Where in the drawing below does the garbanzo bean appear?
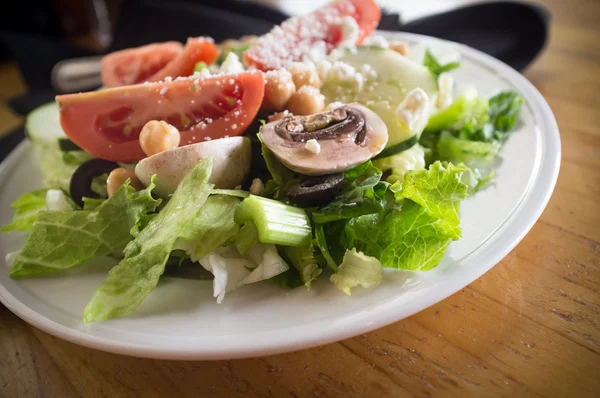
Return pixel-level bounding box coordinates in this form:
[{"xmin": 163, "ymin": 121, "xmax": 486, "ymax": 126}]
[
  {"xmin": 389, "ymin": 40, "xmax": 409, "ymax": 56},
  {"xmin": 286, "ymin": 86, "xmax": 325, "ymax": 116},
  {"xmin": 139, "ymin": 120, "xmax": 181, "ymax": 157},
  {"xmin": 263, "ymin": 70, "xmax": 296, "ymax": 112},
  {"xmin": 289, "ymin": 63, "xmax": 321, "ymax": 89},
  {"xmin": 106, "ymin": 168, "xmax": 143, "ymax": 197}
]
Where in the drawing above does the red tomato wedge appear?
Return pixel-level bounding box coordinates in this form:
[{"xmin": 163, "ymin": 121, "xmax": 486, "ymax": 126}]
[
  {"xmin": 149, "ymin": 37, "xmax": 219, "ymax": 82},
  {"xmin": 57, "ymin": 71, "xmax": 265, "ymax": 163},
  {"xmin": 101, "ymin": 42, "xmax": 182, "ymax": 88},
  {"xmin": 244, "ymin": 0, "xmax": 381, "ymax": 71},
  {"xmin": 101, "ymin": 38, "xmax": 219, "ymax": 88}
]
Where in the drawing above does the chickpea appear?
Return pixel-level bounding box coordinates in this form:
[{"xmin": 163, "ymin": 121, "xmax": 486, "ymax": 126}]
[
  {"xmin": 106, "ymin": 168, "xmax": 144, "ymax": 197},
  {"xmin": 263, "ymin": 70, "xmax": 296, "ymax": 112},
  {"xmin": 286, "ymin": 86, "xmax": 325, "ymax": 116},
  {"xmin": 289, "ymin": 63, "xmax": 321, "ymax": 89},
  {"xmin": 389, "ymin": 40, "xmax": 409, "ymax": 56},
  {"xmin": 139, "ymin": 120, "xmax": 181, "ymax": 157}
]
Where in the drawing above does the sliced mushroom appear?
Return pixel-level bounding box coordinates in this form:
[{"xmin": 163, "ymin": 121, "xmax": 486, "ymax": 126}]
[
  {"xmin": 259, "ymin": 103, "xmax": 388, "ymax": 175},
  {"xmin": 135, "ymin": 136, "xmax": 251, "ymax": 197}
]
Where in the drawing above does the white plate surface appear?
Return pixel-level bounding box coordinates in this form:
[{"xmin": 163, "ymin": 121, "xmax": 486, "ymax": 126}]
[{"xmin": 0, "ymin": 32, "xmax": 560, "ymax": 360}]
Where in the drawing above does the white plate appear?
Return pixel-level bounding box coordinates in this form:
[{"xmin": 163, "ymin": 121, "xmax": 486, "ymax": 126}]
[{"xmin": 0, "ymin": 32, "xmax": 560, "ymax": 360}]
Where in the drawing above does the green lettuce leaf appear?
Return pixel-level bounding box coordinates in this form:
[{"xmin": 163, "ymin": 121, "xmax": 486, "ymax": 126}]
[
  {"xmin": 341, "ymin": 161, "xmax": 470, "ymax": 270},
  {"xmin": 8, "ymin": 180, "xmax": 160, "ymax": 277},
  {"xmin": 373, "ymin": 144, "xmax": 426, "ymax": 183},
  {"xmin": 423, "ymin": 49, "xmax": 460, "ymax": 80},
  {"xmin": 437, "ymin": 131, "xmax": 501, "ymax": 168},
  {"xmin": 283, "ymin": 242, "xmax": 322, "ymax": 289},
  {"xmin": 2, "ymin": 189, "xmax": 48, "ymax": 232},
  {"xmin": 175, "ymin": 194, "xmax": 242, "ymax": 261},
  {"xmin": 312, "ymin": 162, "xmax": 386, "ymax": 224},
  {"xmin": 83, "ymin": 158, "xmax": 215, "ymax": 323},
  {"xmin": 425, "ymin": 94, "xmax": 489, "ymax": 133},
  {"xmin": 487, "ymin": 90, "xmax": 524, "ymax": 141},
  {"xmin": 330, "ymin": 249, "xmax": 383, "ymax": 295},
  {"xmin": 400, "ymin": 162, "xmax": 470, "ymax": 239}
]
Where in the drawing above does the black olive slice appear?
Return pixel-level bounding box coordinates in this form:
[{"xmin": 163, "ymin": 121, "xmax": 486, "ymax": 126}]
[
  {"xmin": 69, "ymin": 158, "xmax": 119, "ymax": 207},
  {"xmin": 287, "ymin": 173, "xmax": 345, "ymax": 208}
]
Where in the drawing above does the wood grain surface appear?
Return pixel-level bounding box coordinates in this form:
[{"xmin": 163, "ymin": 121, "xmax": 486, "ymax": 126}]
[{"xmin": 1, "ymin": 0, "xmax": 599, "ymax": 397}]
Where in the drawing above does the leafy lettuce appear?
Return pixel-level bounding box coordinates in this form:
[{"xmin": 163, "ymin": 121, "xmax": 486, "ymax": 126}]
[
  {"xmin": 199, "ymin": 243, "xmax": 289, "ymax": 303},
  {"xmin": 321, "ymin": 161, "xmax": 470, "ymax": 271},
  {"xmin": 8, "ymin": 180, "xmax": 160, "ymax": 277},
  {"xmin": 83, "ymin": 158, "xmax": 214, "ymax": 323},
  {"xmin": 2, "ymin": 189, "xmax": 48, "ymax": 232},
  {"xmin": 423, "ymin": 49, "xmax": 460, "ymax": 80},
  {"xmin": 330, "ymin": 249, "xmax": 383, "ymax": 295}
]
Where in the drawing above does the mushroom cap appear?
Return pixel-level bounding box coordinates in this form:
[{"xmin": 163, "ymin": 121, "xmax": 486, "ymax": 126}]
[
  {"xmin": 135, "ymin": 136, "xmax": 251, "ymax": 197},
  {"xmin": 259, "ymin": 103, "xmax": 388, "ymax": 175}
]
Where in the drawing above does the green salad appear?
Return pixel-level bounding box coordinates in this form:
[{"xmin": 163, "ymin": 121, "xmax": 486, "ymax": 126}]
[{"xmin": 2, "ymin": 0, "xmax": 524, "ymax": 324}]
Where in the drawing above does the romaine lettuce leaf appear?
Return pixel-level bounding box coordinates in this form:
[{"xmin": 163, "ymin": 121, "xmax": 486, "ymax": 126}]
[
  {"xmin": 400, "ymin": 161, "xmax": 470, "ymax": 239},
  {"xmin": 199, "ymin": 243, "xmax": 289, "ymax": 303},
  {"xmin": 341, "ymin": 161, "xmax": 470, "ymax": 270},
  {"xmin": 425, "ymin": 94, "xmax": 489, "ymax": 133},
  {"xmin": 83, "ymin": 158, "xmax": 213, "ymax": 323},
  {"xmin": 312, "ymin": 162, "xmax": 386, "ymax": 224},
  {"xmin": 373, "ymin": 144, "xmax": 426, "ymax": 183},
  {"xmin": 487, "ymin": 90, "xmax": 524, "ymax": 141},
  {"xmin": 283, "ymin": 242, "xmax": 322, "ymax": 289},
  {"xmin": 330, "ymin": 249, "xmax": 383, "ymax": 295},
  {"xmin": 8, "ymin": 180, "xmax": 160, "ymax": 277},
  {"xmin": 437, "ymin": 131, "xmax": 500, "ymax": 168},
  {"xmin": 1, "ymin": 189, "xmax": 48, "ymax": 232},
  {"xmin": 174, "ymin": 195, "xmax": 242, "ymax": 261}
]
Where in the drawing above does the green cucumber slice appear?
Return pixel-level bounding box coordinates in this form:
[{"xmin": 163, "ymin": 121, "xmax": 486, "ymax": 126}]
[
  {"xmin": 321, "ymin": 47, "xmax": 438, "ymax": 147},
  {"xmin": 25, "ymin": 102, "xmax": 66, "ymax": 149},
  {"xmin": 373, "ymin": 135, "xmax": 418, "ymax": 160}
]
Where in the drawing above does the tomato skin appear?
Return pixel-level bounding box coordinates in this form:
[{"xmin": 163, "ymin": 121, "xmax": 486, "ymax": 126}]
[
  {"xmin": 101, "ymin": 38, "xmax": 218, "ymax": 88},
  {"xmin": 101, "ymin": 42, "xmax": 183, "ymax": 88},
  {"xmin": 244, "ymin": 0, "xmax": 381, "ymax": 71},
  {"xmin": 57, "ymin": 71, "xmax": 265, "ymax": 163},
  {"xmin": 149, "ymin": 37, "xmax": 219, "ymax": 82}
]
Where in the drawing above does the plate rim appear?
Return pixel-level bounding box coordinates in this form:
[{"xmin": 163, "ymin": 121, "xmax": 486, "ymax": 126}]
[{"xmin": 0, "ymin": 31, "xmax": 561, "ymax": 360}]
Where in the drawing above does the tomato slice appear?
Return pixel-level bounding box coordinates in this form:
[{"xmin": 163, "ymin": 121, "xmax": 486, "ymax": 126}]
[
  {"xmin": 57, "ymin": 71, "xmax": 265, "ymax": 163},
  {"xmin": 101, "ymin": 42, "xmax": 183, "ymax": 88},
  {"xmin": 244, "ymin": 0, "xmax": 381, "ymax": 71},
  {"xmin": 149, "ymin": 37, "xmax": 219, "ymax": 82},
  {"xmin": 101, "ymin": 38, "xmax": 219, "ymax": 88}
]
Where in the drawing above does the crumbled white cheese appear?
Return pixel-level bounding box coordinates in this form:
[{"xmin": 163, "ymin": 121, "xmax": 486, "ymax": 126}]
[
  {"xmin": 339, "ymin": 16, "xmax": 360, "ymax": 48},
  {"xmin": 395, "ymin": 88, "xmax": 430, "ymax": 130},
  {"xmin": 250, "ymin": 178, "xmax": 265, "ymax": 196},
  {"xmin": 330, "ymin": 61, "xmax": 363, "ymax": 91},
  {"xmin": 360, "ymin": 64, "xmax": 377, "ymax": 80},
  {"xmin": 192, "ymin": 68, "xmax": 212, "ymax": 79},
  {"xmin": 304, "ymin": 139, "xmax": 321, "ymax": 154},
  {"xmin": 363, "ymin": 35, "xmax": 389, "ymax": 49},
  {"xmin": 436, "ymin": 72, "xmax": 454, "ymax": 109},
  {"xmin": 219, "ymin": 52, "xmax": 245, "ymax": 74},
  {"xmin": 315, "ymin": 59, "xmax": 332, "ymax": 82},
  {"xmin": 326, "ymin": 101, "xmax": 344, "ymax": 110},
  {"xmin": 301, "ymin": 41, "xmax": 328, "ymax": 63}
]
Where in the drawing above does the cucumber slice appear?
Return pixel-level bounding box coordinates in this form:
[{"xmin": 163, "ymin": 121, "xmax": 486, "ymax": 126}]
[
  {"xmin": 321, "ymin": 47, "xmax": 438, "ymax": 147},
  {"xmin": 373, "ymin": 135, "xmax": 418, "ymax": 160},
  {"xmin": 58, "ymin": 138, "xmax": 83, "ymax": 152},
  {"xmin": 25, "ymin": 102, "xmax": 66, "ymax": 149}
]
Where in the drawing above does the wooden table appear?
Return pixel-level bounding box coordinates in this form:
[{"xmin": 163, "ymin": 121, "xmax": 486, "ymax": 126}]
[{"xmin": 1, "ymin": 1, "xmax": 599, "ymax": 397}]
